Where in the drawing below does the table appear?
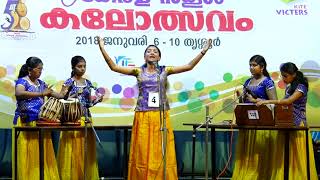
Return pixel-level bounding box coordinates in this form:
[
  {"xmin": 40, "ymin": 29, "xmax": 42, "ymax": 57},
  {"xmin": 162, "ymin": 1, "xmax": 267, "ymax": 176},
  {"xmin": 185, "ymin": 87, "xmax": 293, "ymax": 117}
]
[
  {"xmin": 14, "ymin": 125, "xmax": 132, "ymax": 180},
  {"xmin": 183, "ymin": 123, "xmax": 310, "ymax": 180}
]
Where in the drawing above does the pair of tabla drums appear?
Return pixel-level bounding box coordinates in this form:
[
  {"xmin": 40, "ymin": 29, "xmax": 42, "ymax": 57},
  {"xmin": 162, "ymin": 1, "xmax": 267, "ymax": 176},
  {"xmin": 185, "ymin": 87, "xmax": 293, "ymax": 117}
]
[{"xmin": 38, "ymin": 97, "xmax": 82, "ymax": 126}]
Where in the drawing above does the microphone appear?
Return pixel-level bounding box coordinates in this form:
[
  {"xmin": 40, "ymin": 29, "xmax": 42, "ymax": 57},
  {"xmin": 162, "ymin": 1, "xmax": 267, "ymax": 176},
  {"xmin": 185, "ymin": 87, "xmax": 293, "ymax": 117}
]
[
  {"xmin": 243, "ymin": 86, "xmax": 258, "ymax": 99},
  {"xmin": 77, "ymin": 84, "xmax": 98, "ymax": 94},
  {"xmin": 150, "ymin": 61, "xmax": 160, "ymax": 73},
  {"xmin": 89, "ymin": 85, "xmax": 105, "ymax": 107},
  {"xmin": 89, "ymin": 85, "xmax": 97, "ymax": 90},
  {"xmin": 151, "ymin": 61, "xmax": 159, "ymax": 67},
  {"xmin": 64, "ymin": 83, "xmax": 73, "ymax": 100}
]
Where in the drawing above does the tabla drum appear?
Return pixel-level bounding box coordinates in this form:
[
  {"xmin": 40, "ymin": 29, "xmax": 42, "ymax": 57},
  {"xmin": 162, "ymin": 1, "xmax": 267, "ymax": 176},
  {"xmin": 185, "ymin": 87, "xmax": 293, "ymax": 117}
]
[
  {"xmin": 38, "ymin": 97, "xmax": 63, "ymax": 126},
  {"xmin": 59, "ymin": 98, "xmax": 82, "ymax": 125}
]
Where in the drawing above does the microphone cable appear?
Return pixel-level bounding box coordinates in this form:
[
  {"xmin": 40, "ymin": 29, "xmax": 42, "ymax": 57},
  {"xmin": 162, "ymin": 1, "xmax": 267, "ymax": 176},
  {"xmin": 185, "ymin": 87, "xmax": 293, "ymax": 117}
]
[
  {"xmin": 153, "ymin": 140, "xmax": 167, "ymax": 180},
  {"xmin": 216, "ymin": 88, "xmax": 237, "ymax": 179}
]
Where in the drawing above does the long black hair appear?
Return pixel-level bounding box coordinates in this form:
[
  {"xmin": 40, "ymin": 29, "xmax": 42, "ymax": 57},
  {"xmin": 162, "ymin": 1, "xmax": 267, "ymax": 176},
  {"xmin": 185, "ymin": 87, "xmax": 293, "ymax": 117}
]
[
  {"xmin": 249, "ymin": 55, "xmax": 270, "ymax": 77},
  {"xmin": 18, "ymin": 57, "xmax": 43, "ymax": 78},
  {"xmin": 71, "ymin": 55, "xmax": 86, "ymax": 77},
  {"xmin": 280, "ymin": 62, "xmax": 308, "ymax": 95}
]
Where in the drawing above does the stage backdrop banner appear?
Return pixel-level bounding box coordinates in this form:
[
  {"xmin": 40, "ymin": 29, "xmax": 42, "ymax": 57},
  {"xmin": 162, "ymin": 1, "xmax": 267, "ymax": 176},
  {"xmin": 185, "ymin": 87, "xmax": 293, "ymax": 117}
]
[{"xmin": 0, "ymin": 0, "xmax": 320, "ymax": 129}]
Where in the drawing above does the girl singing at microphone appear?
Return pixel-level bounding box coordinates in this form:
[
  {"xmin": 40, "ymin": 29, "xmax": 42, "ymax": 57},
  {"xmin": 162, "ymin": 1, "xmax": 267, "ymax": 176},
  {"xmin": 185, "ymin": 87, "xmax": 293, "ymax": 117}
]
[{"xmin": 98, "ymin": 37, "xmax": 212, "ymax": 180}]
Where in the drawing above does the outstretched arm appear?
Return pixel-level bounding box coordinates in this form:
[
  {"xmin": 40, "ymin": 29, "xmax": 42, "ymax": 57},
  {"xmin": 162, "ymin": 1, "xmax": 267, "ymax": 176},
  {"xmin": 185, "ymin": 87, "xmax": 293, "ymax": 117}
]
[
  {"xmin": 98, "ymin": 37, "xmax": 136, "ymax": 75},
  {"xmin": 256, "ymin": 90, "xmax": 303, "ymax": 106},
  {"xmin": 168, "ymin": 38, "xmax": 212, "ymax": 75},
  {"xmin": 15, "ymin": 84, "xmax": 53, "ymax": 100}
]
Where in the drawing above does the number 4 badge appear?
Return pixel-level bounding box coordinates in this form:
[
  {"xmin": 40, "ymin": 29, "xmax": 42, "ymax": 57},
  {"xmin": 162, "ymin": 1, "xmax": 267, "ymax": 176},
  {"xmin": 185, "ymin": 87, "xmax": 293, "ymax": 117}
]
[{"xmin": 148, "ymin": 92, "xmax": 159, "ymax": 107}]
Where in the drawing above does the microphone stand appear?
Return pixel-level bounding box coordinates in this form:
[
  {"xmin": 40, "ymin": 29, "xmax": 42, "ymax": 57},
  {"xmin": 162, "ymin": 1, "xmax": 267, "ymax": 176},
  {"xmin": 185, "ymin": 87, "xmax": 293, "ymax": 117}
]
[
  {"xmin": 195, "ymin": 91, "xmax": 246, "ymax": 179},
  {"xmin": 73, "ymin": 82, "xmax": 88, "ymax": 180},
  {"xmin": 84, "ymin": 87, "xmax": 103, "ymax": 149},
  {"xmin": 155, "ymin": 64, "xmax": 167, "ymax": 180},
  {"xmin": 83, "ymin": 103, "xmax": 88, "ymax": 180},
  {"xmin": 83, "ymin": 101, "xmax": 104, "ymax": 180},
  {"xmin": 205, "ymin": 106, "xmax": 210, "ymax": 180},
  {"xmin": 74, "ymin": 83, "xmax": 103, "ymax": 180}
]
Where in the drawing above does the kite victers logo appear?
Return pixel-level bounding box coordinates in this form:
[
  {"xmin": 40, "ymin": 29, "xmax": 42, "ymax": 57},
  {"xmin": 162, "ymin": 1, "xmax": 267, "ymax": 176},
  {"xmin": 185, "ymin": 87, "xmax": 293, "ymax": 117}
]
[{"xmin": 1, "ymin": 0, "xmax": 30, "ymax": 31}]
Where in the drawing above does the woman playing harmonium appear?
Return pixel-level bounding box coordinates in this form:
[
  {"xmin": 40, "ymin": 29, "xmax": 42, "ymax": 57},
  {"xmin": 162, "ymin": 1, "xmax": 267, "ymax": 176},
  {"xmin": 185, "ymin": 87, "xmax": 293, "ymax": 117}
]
[{"xmin": 232, "ymin": 55, "xmax": 278, "ymax": 180}]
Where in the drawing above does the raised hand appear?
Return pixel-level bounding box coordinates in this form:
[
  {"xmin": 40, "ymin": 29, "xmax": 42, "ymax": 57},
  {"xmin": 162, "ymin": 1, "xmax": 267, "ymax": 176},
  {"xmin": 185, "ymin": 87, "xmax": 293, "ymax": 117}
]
[
  {"xmin": 202, "ymin": 38, "xmax": 212, "ymax": 53},
  {"xmin": 98, "ymin": 36, "xmax": 104, "ymax": 48}
]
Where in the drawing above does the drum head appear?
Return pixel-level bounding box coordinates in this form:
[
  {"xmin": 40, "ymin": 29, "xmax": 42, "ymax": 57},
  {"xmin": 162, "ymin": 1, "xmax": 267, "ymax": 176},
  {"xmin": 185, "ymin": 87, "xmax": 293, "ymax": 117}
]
[{"xmin": 59, "ymin": 98, "xmax": 80, "ymax": 103}]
